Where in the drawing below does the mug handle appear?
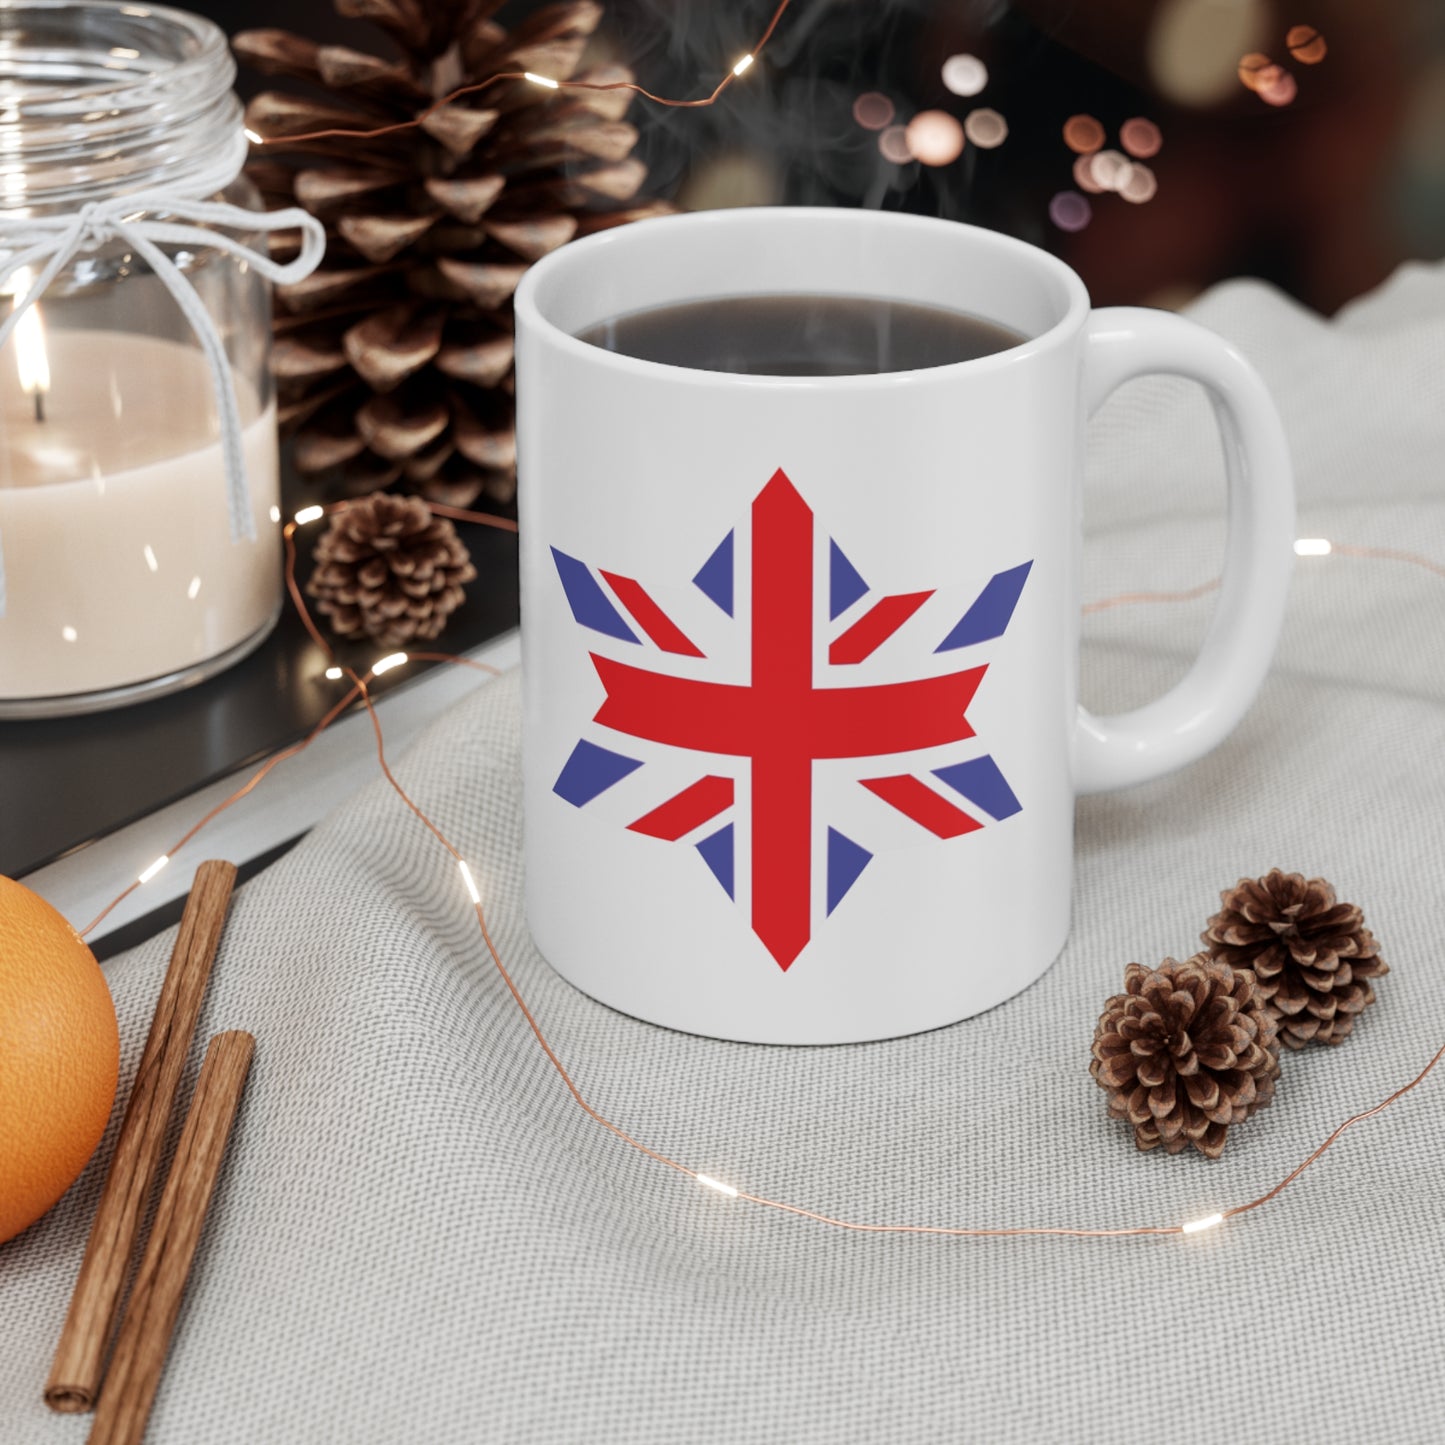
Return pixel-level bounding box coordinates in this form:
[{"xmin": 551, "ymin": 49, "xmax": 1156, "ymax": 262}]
[{"xmin": 1075, "ymin": 307, "xmax": 1295, "ymax": 794}]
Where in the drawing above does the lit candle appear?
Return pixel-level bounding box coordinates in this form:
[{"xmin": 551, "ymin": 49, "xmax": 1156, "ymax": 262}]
[
  {"xmin": 0, "ymin": 329, "xmax": 280, "ymax": 706},
  {"xmin": 7, "ymin": 268, "xmax": 50, "ymax": 422}
]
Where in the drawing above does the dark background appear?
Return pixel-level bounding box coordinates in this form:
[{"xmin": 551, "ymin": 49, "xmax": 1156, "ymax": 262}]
[{"xmin": 205, "ymin": 0, "xmax": 1445, "ymax": 316}]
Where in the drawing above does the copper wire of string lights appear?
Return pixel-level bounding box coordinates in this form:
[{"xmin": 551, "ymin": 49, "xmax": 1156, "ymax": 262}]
[
  {"xmin": 1080, "ymin": 540, "xmax": 1445, "ymax": 617},
  {"xmin": 72, "ymin": 494, "xmax": 1445, "ymax": 1242},
  {"xmin": 245, "ymin": 0, "xmax": 796, "ymax": 148}
]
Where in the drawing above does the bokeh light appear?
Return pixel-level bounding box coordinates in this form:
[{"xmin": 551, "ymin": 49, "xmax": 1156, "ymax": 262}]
[
  {"xmin": 1237, "ymin": 52, "xmax": 1273, "ymax": 91},
  {"xmin": 963, "ymin": 107, "xmax": 1008, "ymax": 149},
  {"xmin": 1258, "ymin": 67, "xmax": 1298, "ymax": 106},
  {"xmin": 1049, "ymin": 191, "xmax": 1092, "ymax": 232},
  {"xmin": 1063, "ymin": 114, "xmax": 1106, "ymax": 154},
  {"xmin": 1088, "ymin": 148, "xmax": 1132, "ymax": 192},
  {"xmin": 941, "ymin": 54, "xmax": 988, "ymax": 97},
  {"xmin": 852, "ymin": 92, "xmax": 895, "ymax": 131},
  {"xmin": 1149, "ymin": 0, "xmax": 1270, "ymax": 107},
  {"xmin": 1073, "ymin": 153, "xmax": 1105, "ymax": 194},
  {"xmin": 1120, "ymin": 118, "xmax": 1163, "ymax": 159},
  {"xmin": 878, "ymin": 125, "xmax": 913, "ymax": 164},
  {"xmin": 1119, "ymin": 164, "xmax": 1159, "ymax": 204},
  {"xmin": 905, "ymin": 109, "xmax": 965, "ymax": 166},
  {"xmin": 1287, "ymin": 24, "xmax": 1327, "ymax": 64}
]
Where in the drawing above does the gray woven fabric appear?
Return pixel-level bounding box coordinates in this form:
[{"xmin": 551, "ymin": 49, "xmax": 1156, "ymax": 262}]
[{"xmin": 4, "ymin": 264, "xmax": 1445, "ymax": 1444}]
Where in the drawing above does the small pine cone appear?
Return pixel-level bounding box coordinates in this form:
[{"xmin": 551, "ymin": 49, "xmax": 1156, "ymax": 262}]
[
  {"xmin": 307, "ymin": 493, "xmax": 476, "ymax": 647},
  {"xmin": 1202, "ymin": 870, "xmax": 1388, "ymax": 1049},
  {"xmin": 1091, "ymin": 956, "xmax": 1281, "ymax": 1159}
]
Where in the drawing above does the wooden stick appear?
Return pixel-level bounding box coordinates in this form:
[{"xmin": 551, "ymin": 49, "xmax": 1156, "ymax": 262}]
[
  {"xmin": 87, "ymin": 1032, "xmax": 255, "ymax": 1445},
  {"xmin": 46, "ymin": 860, "xmax": 238, "ymax": 1413}
]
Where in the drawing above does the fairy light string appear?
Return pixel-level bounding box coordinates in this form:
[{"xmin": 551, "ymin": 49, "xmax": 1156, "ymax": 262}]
[
  {"xmin": 248, "ymin": 0, "xmax": 795, "ymax": 148},
  {"xmin": 70, "ymin": 494, "xmax": 1445, "ymax": 1243}
]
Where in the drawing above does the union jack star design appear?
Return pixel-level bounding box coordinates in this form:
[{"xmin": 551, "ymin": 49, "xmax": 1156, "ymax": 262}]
[{"xmin": 549, "ymin": 468, "xmax": 1032, "ymax": 971}]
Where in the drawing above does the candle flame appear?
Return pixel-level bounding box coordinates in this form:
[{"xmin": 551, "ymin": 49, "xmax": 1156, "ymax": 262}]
[{"xmin": 7, "ymin": 267, "xmax": 51, "ymax": 409}]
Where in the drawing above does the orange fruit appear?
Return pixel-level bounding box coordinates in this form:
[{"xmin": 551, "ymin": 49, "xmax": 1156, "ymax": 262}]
[{"xmin": 0, "ymin": 876, "xmax": 119, "ymax": 1245}]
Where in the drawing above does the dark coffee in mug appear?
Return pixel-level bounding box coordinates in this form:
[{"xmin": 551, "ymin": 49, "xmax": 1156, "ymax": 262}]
[{"xmin": 576, "ymin": 293, "xmax": 1025, "ymax": 376}]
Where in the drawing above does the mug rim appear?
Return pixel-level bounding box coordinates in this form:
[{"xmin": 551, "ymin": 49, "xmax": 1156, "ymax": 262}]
[{"xmin": 515, "ymin": 206, "xmax": 1092, "ymax": 390}]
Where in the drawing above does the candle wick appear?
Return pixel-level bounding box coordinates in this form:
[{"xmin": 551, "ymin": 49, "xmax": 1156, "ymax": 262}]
[{"xmin": 33, "ymin": 390, "xmax": 44, "ymax": 423}]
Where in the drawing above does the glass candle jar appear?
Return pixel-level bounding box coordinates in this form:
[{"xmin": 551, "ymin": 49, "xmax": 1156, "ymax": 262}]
[{"xmin": 0, "ymin": 1, "xmax": 288, "ymax": 716}]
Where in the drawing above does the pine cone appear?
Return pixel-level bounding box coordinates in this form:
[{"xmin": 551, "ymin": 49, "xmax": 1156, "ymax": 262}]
[
  {"xmin": 235, "ymin": 1, "xmax": 669, "ymax": 510},
  {"xmin": 1091, "ymin": 956, "xmax": 1281, "ymax": 1159},
  {"xmin": 1202, "ymin": 870, "xmax": 1388, "ymax": 1049},
  {"xmin": 307, "ymin": 493, "xmax": 477, "ymax": 646}
]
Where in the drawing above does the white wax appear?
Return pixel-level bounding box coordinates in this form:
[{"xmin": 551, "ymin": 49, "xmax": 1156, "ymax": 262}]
[{"xmin": 0, "ymin": 330, "xmax": 281, "ymax": 700}]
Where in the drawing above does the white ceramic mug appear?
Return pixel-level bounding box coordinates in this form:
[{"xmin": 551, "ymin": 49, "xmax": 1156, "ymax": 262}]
[{"xmin": 514, "ymin": 208, "xmax": 1293, "ymax": 1045}]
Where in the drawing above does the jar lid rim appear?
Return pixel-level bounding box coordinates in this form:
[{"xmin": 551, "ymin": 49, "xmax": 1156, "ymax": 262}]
[{"xmin": 0, "ymin": 0, "xmax": 230, "ymax": 114}]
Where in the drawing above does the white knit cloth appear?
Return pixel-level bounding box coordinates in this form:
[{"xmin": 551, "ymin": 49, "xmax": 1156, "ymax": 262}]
[{"xmin": 3, "ymin": 262, "xmax": 1444, "ymax": 1444}]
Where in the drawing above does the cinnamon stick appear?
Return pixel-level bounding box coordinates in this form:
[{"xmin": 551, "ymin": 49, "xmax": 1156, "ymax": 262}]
[
  {"xmin": 46, "ymin": 860, "xmax": 238, "ymax": 1413},
  {"xmin": 87, "ymin": 1032, "xmax": 255, "ymax": 1445}
]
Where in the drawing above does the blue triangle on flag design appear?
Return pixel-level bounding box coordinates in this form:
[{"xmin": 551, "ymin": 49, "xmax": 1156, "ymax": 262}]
[
  {"xmin": 551, "ymin": 547, "xmax": 639, "ymax": 642},
  {"xmin": 552, "ymin": 740, "xmax": 642, "ymax": 807},
  {"xmin": 932, "ymin": 755, "xmax": 1022, "ymax": 820},
  {"xmin": 826, "ymin": 828, "xmax": 872, "ymax": 915},
  {"xmin": 829, "ymin": 541, "xmax": 869, "ymax": 620},
  {"xmin": 692, "ymin": 531, "xmax": 734, "ymax": 615},
  {"xmin": 696, "ymin": 824, "xmax": 735, "ymax": 898},
  {"xmin": 935, "ymin": 561, "xmax": 1033, "ymax": 651}
]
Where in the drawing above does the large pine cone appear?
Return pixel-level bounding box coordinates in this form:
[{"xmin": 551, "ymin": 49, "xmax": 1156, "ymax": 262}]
[
  {"xmin": 235, "ymin": 0, "xmax": 669, "ymax": 510},
  {"xmin": 1091, "ymin": 956, "xmax": 1281, "ymax": 1159},
  {"xmin": 307, "ymin": 493, "xmax": 477, "ymax": 646},
  {"xmin": 1201, "ymin": 869, "xmax": 1388, "ymax": 1049}
]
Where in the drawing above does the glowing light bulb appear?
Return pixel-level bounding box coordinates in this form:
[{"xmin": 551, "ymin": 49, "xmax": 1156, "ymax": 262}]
[
  {"xmin": 459, "ymin": 860, "xmax": 482, "ymax": 904},
  {"xmin": 963, "ymin": 107, "xmax": 1008, "ymax": 150},
  {"xmin": 1294, "ymin": 538, "xmax": 1332, "ymax": 556},
  {"xmin": 696, "ymin": 1173, "xmax": 739, "ymax": 1198},
  {"xmin": 1181, "ymin": 1212, "xmax": 1224, "ymax": 1234},
  {"xmin": 732, "ymin": 53, "xmax": 754, "ymax": 76},
  {"xmin": 1120, "ymin": 117, "xmax": 1163, "ymax": 159},
  {"xmin": 1063, "ymin": 114, "xmax": 1106, "ymax": 155},
  {"xmin": 1287, "ymin": 24, "xmax": 1327, "ymax": 64},
  {"xmin": 524, "ymin": 71, "xmax": 559, "ymax": 89},
  {"xmin": 324, "ymin": 665, "xmax": 343, "ymax": 680},
  {"xmin": 941, "ymin": 53, "xmax": 988, "ymax": 97},
  {"xmin": 243, "ymin": 127, "xmax": 264, "ymax": 145},
  {"xmin": 372, "ymin": 651, "xmax": 408, "ymax": 676},
  {"xmin": 1049, "ymin": 191, "xmax": 1093, "ymax": 233},
  {"xmin": 878, "ymin": 126, "xmax": 912, "ymax": 164},
  {"xmin": 905, "ymin": 110, "xmax": 965, "ymax": 167},
  {"xmin": 269, "ymin": 505, "xmax": 282, "ymax": 524},
  {"xmin": 138, "ymin": 854, "xmax": 170, "ymax": 885},
  {"xmin": 852, "ymin": 92, "xmax": 895, "ymax": 131},
  {"xmin": 294, "ymin": 505, "xmax": 324, "ymax": 525}
]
